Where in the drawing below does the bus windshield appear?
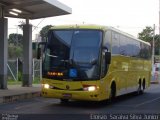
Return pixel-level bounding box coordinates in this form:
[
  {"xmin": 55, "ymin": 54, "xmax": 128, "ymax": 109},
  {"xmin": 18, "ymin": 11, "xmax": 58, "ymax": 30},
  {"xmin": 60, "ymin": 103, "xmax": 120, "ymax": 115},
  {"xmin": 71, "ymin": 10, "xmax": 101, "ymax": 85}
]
[{"xmin": 43, "ymin": 30, "xmax": 102, "ymax": 80}]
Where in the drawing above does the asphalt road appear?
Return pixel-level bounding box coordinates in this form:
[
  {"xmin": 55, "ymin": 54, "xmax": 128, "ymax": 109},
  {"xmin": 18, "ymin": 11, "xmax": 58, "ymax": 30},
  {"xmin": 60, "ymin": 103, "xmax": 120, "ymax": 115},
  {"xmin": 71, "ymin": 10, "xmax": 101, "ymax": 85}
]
[{"xmin": 0, "ymin": 84, "xmax": 160, "ymax": 120}]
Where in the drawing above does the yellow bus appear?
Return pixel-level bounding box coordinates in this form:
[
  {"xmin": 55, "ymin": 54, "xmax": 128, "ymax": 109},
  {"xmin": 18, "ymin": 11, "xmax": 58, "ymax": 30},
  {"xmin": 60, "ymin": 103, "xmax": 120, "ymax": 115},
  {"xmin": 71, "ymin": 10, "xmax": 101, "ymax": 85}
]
[{"xmin": 38, "ymin": 24, "xmax": 151, "ymax": 103}]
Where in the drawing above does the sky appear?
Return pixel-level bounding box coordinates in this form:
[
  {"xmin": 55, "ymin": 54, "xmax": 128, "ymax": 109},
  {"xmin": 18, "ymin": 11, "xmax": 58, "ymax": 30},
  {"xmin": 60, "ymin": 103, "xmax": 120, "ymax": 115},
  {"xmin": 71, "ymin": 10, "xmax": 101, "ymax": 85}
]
[{"xmin": 8, "ymin": 0, "xmax": 159, "ymax": 39}]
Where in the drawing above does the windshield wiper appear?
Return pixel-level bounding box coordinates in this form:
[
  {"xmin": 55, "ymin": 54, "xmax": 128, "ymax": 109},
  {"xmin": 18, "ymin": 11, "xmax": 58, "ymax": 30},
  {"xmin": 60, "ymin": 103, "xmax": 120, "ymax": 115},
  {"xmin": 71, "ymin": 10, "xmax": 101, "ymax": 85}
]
[{"xmin": 47, "ymin": 53, "xmax": 58, "ymax": 58}]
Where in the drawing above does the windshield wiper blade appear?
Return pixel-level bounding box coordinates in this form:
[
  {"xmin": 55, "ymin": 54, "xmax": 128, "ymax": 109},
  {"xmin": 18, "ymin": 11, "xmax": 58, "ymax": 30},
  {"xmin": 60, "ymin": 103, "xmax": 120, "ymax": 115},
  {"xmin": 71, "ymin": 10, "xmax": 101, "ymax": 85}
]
[{"xmin": 47, "ymin": 53, "xmax": 58, "ymax": 58}]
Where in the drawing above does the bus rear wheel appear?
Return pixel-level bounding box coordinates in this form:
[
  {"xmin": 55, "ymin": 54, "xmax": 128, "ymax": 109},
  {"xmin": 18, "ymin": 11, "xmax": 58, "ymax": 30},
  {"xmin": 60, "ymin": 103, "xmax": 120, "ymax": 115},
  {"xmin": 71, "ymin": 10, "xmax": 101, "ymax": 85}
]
[
  {"xmin": 137, "ymin": 79, "xmax": 144, "ymax": 95},
  {"xmin": 141, "ymin": 80, "xmax": 146, "ymax": 93}
]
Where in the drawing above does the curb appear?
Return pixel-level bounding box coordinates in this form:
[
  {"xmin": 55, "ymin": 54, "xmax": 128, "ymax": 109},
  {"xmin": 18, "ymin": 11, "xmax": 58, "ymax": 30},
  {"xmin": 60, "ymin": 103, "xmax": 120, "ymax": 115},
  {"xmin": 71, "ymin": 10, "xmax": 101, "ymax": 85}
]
[{"xmin": 0, "ymin": 92, "xmax": 41, "ymax": 104}]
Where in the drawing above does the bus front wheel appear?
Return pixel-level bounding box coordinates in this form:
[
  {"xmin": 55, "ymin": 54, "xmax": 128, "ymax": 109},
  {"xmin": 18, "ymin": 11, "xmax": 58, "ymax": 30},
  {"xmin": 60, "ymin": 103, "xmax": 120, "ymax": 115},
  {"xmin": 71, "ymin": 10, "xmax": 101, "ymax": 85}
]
[{"xmin": 109, "ymin": 82, "xmax": 116, "ymax": 102}]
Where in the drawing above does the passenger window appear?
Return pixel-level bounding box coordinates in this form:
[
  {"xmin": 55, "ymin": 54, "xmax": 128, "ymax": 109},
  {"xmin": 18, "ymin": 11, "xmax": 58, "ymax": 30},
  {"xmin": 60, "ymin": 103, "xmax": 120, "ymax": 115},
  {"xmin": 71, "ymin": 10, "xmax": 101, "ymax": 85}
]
[
  {"xmin": 112, "ymin": 32, "xmax": 119, "ymax": 54},
  {"xmin": 133, "ymin": 41, "xmax": 140, "ymax": 57},
  {"xmin": 125, "ymin": 38, "xmax": 133, "ymax": 56},
  {"xmin": 104, "ymin": 31, "xmax": 111, "ymax": 51},
  {"xmin": 119, "ymin": 35, "xmax": 127, "ymax": 55}
]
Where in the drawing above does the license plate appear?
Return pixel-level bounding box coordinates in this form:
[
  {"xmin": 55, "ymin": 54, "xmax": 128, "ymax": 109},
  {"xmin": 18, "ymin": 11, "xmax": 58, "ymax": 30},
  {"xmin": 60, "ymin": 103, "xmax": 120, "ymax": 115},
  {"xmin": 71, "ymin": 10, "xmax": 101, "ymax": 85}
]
[{"xmin": 62, "ymin": 93, "xmax": 72, "ymax": 98}]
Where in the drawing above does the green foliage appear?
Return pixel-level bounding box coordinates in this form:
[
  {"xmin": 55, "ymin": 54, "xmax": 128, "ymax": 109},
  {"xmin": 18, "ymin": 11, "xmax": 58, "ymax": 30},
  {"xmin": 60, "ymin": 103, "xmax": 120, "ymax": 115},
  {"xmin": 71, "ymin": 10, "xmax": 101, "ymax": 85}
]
[
  {"xmin": 18, "ymin": 71, "xmax": 22, "ymax": 81},
  {"xmin": 8, "ymin": 33, "xmax": 23, "ymax": 46},
  {"xmin": 8, "ymin": 44, "xmax": 23, "ymax": 59},
  {"xmin": 138, "ymin": 26, "xmax": 153, "ymax": 42},
  {"xmin": 39, "ymin": 25, "xmax": 53, "ymax": 42},
  {"xmin": 154, "ymin": 35, "xmax": 160, "ymax": 55},
  {"xmin": 7, "ymin": 80, "xmax": 21, "ymax": 85},
  {"xmin": 8, "ymin": 33, "xmax": 23, "ymax": 59},
  {"xmin": 138, "ymin": 26, "xmax": 160, "ymax": 55},
  {"xmin": 33, "ymin": 78, "xmax": 41, "ymax": 84}
]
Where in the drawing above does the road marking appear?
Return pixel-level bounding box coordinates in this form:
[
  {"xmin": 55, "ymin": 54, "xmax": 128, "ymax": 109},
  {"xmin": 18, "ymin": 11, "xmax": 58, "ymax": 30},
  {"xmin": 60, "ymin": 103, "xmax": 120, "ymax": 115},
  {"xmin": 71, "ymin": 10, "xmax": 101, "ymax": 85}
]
[{"xmin": 135, "ymin": 96, "xmax": 160, "ymax": 108}]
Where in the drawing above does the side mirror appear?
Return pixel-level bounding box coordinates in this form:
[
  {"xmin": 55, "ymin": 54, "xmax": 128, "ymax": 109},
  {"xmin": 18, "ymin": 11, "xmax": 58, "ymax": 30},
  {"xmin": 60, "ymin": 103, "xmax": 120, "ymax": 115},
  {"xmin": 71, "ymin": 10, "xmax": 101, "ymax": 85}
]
[{"xmin": 105, "ymin": 52, "xmax": 111, "ymax": 64}]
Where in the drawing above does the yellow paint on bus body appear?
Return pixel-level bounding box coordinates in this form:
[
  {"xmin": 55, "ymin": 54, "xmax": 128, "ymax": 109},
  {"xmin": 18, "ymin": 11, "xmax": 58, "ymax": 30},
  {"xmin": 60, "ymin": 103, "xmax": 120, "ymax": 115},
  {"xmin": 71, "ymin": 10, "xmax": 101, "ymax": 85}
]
[{"xmin": 41, "ymin": 24, "xmax": 151, "ymax": 101}]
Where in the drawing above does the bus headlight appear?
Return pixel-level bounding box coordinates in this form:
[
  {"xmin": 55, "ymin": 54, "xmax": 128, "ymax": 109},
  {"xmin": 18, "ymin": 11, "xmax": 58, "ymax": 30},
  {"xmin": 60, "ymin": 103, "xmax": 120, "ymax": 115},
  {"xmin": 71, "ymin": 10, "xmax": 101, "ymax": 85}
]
[
  {"xmin": 83, "ymin": 85, "xmax": 99, "ymax": 91},
  {"xmin": 44, "ymin": 84, "xmax": 50, "ymax": 89},
  {"xmin": 88, "ymin": 86, "xmax": 96, "ymax": 91}
]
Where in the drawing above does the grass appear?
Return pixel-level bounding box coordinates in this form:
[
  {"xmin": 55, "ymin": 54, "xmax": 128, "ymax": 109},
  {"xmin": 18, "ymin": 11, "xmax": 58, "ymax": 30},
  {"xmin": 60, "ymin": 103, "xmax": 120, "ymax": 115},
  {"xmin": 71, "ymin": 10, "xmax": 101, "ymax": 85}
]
[{"xmin": 8, "ymin": 80, "xmax": 21, "ymax": 85}]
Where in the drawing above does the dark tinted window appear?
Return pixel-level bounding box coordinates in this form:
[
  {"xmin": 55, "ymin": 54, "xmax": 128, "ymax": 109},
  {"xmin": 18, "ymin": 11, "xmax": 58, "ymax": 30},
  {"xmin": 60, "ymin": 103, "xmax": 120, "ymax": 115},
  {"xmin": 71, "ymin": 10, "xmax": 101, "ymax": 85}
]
[
  {"xmin": 72, "ymin": 30, "xmax": 101, "ymax": 47},
  {"xmin": 119, "ymin": 35, "xmax": 127, "ymax": 55},
  {"xmin": 133, "ymin": 40, "xmax": 141, "ymax": 57},
  {"xmin": 119, "ymin": 34, "xmax": 150, "ymax": 59},
  {"xmin": 112, "ymin": 32, "xmax": 119, "ymax": 54},
  {"xmin": 125, "ymin": 37, "xmax": 133, "ymax": 56},
  {"xmin": 43, "ymin": 30, "xmax": 102, "ymax": 80},
  {"xmin": 103, "ymin": 31, "xmax": 111, "ymax": 51},
  {"xmin": 139, "ymin": 43, "xmax": 151, "ymax": 59}
]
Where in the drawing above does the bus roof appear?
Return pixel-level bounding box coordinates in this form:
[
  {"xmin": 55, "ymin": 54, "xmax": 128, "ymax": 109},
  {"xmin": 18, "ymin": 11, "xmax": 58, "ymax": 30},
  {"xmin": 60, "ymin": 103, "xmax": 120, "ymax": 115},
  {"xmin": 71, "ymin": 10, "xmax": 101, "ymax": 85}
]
[
  {"xmin": 107, "ymin": 26, "xmax": 151, "ymax": 46},
  {"xmin": 50, "ymin": 24, "xmax": 106, "ymax": 30},
  {"xmin": 50, "ymin": 24, "xmax": 151, "ymax": 46}
]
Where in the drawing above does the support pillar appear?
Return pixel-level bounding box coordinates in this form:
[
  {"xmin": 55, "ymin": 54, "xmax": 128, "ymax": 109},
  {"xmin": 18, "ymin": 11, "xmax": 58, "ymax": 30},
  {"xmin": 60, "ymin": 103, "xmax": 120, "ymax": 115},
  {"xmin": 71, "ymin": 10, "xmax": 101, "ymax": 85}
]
[
  {"xmin": 22, "ymin": 23, "xmax": 33, "ymax": 87},
  {"xmin": 0, "ymin": 18, "xmax": 8, "ymax": 89}
]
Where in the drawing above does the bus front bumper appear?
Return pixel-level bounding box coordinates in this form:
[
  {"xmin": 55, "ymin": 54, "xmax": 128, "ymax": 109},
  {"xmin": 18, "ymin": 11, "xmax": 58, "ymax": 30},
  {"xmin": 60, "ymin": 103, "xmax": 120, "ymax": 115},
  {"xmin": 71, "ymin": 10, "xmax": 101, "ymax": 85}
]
[{"xmin": 41, "ymin": 88, "xmax": 101, "ymax": 101}]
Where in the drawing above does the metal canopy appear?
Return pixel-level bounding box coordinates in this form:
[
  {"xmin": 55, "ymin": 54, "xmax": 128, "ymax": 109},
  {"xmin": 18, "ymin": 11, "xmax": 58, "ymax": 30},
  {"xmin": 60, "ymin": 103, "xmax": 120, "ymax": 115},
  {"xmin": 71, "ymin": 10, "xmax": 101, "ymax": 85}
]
[{"xmin": 0, "ymin": 0, "xmax": 72, "ymax": 19}]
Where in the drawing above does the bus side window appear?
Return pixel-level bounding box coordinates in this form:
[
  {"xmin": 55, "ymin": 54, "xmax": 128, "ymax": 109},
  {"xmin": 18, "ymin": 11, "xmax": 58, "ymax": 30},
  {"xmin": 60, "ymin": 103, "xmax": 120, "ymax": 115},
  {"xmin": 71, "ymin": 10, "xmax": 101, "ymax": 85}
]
[
  {"xmin": 112, "ymin": 32, "xmax": 119, "ymax": 54},
  {"xmin": 119, "ymin": 35, "xmax": 127, "ymax": 55},
  {"xmin": 144, "ymin": 44, "xmax": 151, "ymax": 59},
  {"xmin": 101, "ymin": 31, "xmax": 111, "ymax": 78},
  {"xmin": 139, "ymin": 43, "xmax": 145, "ymax": 59},
  {"xmin": 103, "ymin": 30, "xmax": 111, "ymax": 51},
  {"xmin": 125, "ymin": 37, "xmax": 131, "ymax": 56},
  {"xmin": 133, "ymin": 40, "xmax": 140, "ymax": 57}
]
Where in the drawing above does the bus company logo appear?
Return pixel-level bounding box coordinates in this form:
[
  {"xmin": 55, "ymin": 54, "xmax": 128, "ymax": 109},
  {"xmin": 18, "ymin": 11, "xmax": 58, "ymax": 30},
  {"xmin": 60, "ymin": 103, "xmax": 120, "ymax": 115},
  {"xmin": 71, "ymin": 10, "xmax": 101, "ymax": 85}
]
[{"xmin": 66, "ymin": 85, "xmax": 70, "ymax": 90}]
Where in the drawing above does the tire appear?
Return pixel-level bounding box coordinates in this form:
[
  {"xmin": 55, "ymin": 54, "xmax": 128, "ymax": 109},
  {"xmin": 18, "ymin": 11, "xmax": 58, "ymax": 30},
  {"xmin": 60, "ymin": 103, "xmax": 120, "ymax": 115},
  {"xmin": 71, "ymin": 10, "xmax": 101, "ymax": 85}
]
[
  {"xmin": 109, "ymin": 83, "xmax": 116, "ymax": 102},
  {"xmin": 141, "ymin": 80, "xmax": 145, "ymax": 93},
  {"xmin": 137, "ymin": 80, "xmax": 143, "ymax": 95}
]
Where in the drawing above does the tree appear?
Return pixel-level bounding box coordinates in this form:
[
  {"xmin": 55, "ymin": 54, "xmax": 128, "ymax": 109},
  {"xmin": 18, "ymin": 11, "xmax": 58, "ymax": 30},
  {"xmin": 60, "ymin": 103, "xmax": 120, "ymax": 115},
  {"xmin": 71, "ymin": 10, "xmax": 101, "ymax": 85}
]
[
  {"xmin": 8, "ymin": 33, "xmax": 23, "ymax": 46},
  {"xmin": 154, "ymin": 35, "xmax": 160, "ymax": 55},
  {"xmin": 138, "ymin": 26, "xmax": 160, "ymax": 55},
  {"xmin": 39, "ymin": 25, "xmax": 53, "ymax": 42},
  {"xmin": 8, "ymin": 44, "xmax": 23, "ymax": 59},
  {"xmin": 138, "ymin": 26, "xmax": 153, "ymax": 43},
  {"xmin": 8, "ymin": 33, "xmax": 23, "ymax": 59}
]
